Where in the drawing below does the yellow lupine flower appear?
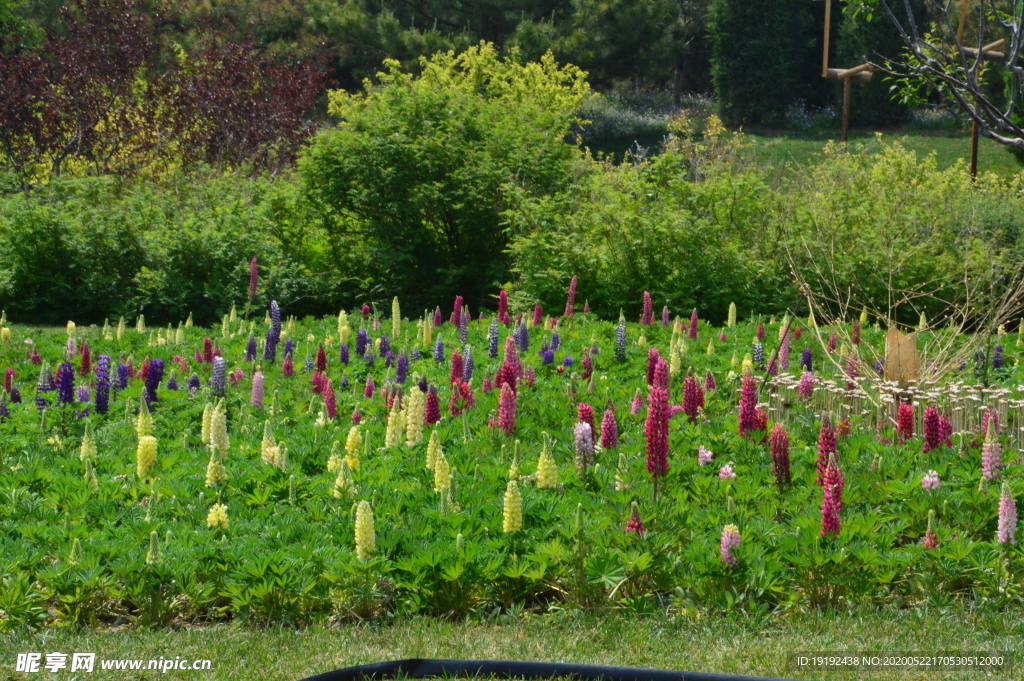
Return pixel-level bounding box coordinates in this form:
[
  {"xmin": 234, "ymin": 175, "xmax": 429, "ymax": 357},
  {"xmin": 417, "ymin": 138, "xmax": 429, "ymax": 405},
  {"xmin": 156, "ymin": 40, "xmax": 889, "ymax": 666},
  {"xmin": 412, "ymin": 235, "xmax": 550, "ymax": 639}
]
[
  {"xmin": 426, "ymin": 429, "xmax": 442, "ymax": 471},
  {"xmin": 423, "ymin": 311, "xmax": 433, "ymax": 346},
  {"xmin": 205, "ymin": 446, "xmax": 227, "ymax": 487},
  {"xmin": 0, "ymin": 327, "xmax": 9, "ymax": 344},
  {"xmin": 261, "ymin": 421, "xmax": 277, "ymax": 466},
  {"xmin": 116, "ymin": 316, "xmax": 126, "ymax": 340},
  {"xmin": 101, "ymin": 319, "xmax": 111, "ymax": 340},
  {"xmin": 136, "ymin": 435, "xmax": 157, "ymax": 481},
  {"xmin": 730, "ymin": 353, "xmax": 738, "ymax": 368},
  {"xmin": 727, "ymin": 302, "xmax": 737, "ymax": 327},
  {"xmin": 860, "ymin": 308, "xmax": 868, "ymax": 325},
  {"xmin": 614, "ymin": 452, "xmax": 629, "ymax": 492},
  {"xmin": 185, "ymin": 312, "xmax": 193, "ymax": 328},
  {"xmin": 354, "ymin": 500, "xmax": 375, "ymax": 560},
  {"xmin": 345, "ymin": 426, "xmax": 362, "ymax": 472},
  {"xmin": 535, "ymin": 433, "xmax": 557, "ymax": 490},
  {"xmin": 135, "ymin": 395, "xmax": 152, "ymax": 438},
  {"xmin": 327, "ymin": 440, "xmax": 343, "ymax": 474},
  {"xmin": 201, "ymin": 402, "xmax": 212, "ymax": 444},
  {"xmin": 807, "ymin": 308, "xmax": 816, "ymax": 329},
  {"xmin": 79, "ymin": 423, "xmax": 96, "ymax": 461},
  {"xmin": 384, "ymin": 401, "xmax": 403, "ymax": 447},
  {"xmin": 206, "ymin": 503, "xmax": 229, "ymax": 530},
  {"xmin": 706, "ymin": 339, "xmax": 715, "ymax": 356},
  {"xmin": 210, "ymin": 401, "xmax": 229, "ymax": 457},
  {"xmin": 405, "ymin": 387, "xmax": 425, "ymax": 446},
  {"xmin": 136, "ymin": 315, "xmax": 146, "ymax": 333},
  {"xmin": 741, "ymin": 353, "xmax": 754, "ymax": 375},
  {"xmin": 67, "ymin": 320, "xmax": 76, "ymax": 336},
  {"xmin": 392, "ymin": 297, "xmax": 401, "ymax": 339},
  {"xmin": 637, "ymin": 332, "xmax": 647, "ymax": 348},
  {"xmin": 502, "ymin": 480, "xmax": 523, "ymax": 534},
  {"xmin": 669, "ymin": 345, "xmax": 681, "ymax": 376},
  {"xmin": 175, "ymin": 322, "xmax": 184, "ymax": 344},
  {"xmin": 333, "ymin": 459, "xmax": 357, "ymax": 499},
  {"xmin": 433, "ymin": 451, "xmax": 451, "ymax": 493},
  {"xmin": 145, "ymin": 531, "xmax": 161, "ymax": 564}
]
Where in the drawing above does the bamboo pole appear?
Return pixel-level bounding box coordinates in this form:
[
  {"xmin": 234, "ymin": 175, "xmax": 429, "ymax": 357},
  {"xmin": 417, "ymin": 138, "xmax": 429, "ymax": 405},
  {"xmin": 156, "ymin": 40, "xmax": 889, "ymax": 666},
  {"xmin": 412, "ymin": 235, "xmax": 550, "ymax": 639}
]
[
  {"xmin": 822, "ymin": 0, "xmax": 832, "ymax": 78},
  {"xmin": 842, "ymin": 77, "xmax": 851, "ymax": 144}
]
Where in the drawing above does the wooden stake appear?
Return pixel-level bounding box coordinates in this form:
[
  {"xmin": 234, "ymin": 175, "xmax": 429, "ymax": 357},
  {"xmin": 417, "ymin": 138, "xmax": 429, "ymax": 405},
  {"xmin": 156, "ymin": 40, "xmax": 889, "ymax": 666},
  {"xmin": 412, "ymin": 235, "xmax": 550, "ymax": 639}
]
[
  {"xmin": 842, "ymin": 77, "xmax": 851, "ymax": 144},
  {"xmin": 822, "ymin": 0, "xmax": 832, "ymax": 78}
]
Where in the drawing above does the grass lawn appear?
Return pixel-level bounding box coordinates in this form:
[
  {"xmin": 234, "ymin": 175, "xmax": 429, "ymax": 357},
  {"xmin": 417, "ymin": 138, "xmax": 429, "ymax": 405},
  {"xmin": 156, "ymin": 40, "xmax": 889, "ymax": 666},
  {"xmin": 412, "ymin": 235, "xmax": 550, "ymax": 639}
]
[
  {"xmin": 746, "ymin": 130, "xmax": 1024, "ymax": 179},
  {"xmin": 3, "ymin": 610, "xmax": 1022, "ymax": 681}
]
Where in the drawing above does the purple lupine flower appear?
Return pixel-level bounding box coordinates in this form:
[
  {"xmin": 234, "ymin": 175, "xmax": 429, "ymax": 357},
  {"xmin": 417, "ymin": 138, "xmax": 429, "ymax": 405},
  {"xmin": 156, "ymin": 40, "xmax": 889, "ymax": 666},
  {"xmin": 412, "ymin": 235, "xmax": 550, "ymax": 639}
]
[
  {"xmin": 434, "ymin": 339, "xmax": 445, "ymax": 363},
  {"xmin": 144, "ymin": 359, "xmax": 164, "ymax": 404},
  {"xmin": 167, "ymin": 373, "xmax": 178, "ymax": 391},
  {"xmin": 364, "ymin": 348, "xmax": 375, "ymax": 368},
  {"xmin": 591, "ymin": 343, "xmax": 599, "ymax": 355},
  {"xmin": 488, "ymin": 318, "xmax": 499, "ymax": 359},
  {"xmin": 411, "ymin": 347, "xmax": 421, "ymax": 362},
  {"xmin": 94, "ymin": 355, "xmax": 111, "ymax": 414},
  {"xmin": 356, "ymin": 329, "xmax": 369, "ymax": 357},
  {"xmin": 418, "ymin": 375, "xmax": 428, "ymax": 392},
  {"xmin": 616, "ymin": 320, "xmax": 626, "ymax": 361},
  {"xmin": 550, "ymin": 331, "xmax": 560, "ymax": 352},
  {"xmin": 340, "ymin": 344, "xmax": 350, "ymax": 365},
  {"xmin": 303, "ymin": 357, "xmax": 314, "ymax": 373},
  {"xmin": 116, "ymin": 363, "xmax": 129, "ymax": 391},
  {"xmin": 563, "ymin": 356, "xmax": 574, "ymax": 368},
  {"xmin": 542, "ymin": 349, "xmax": 554, "ymax": 365},
  {"xmin": 993, "ymin": 344, "xmax": 1004, "ymax": 369},
  {"xmin": 76, "ymin": 385, "xmax": 89, "ymax": 403},
  {"xmin": 385, "ymin": 350, "xmax": 395, "ymax": 368},
  {"xmin": 463, "ymin": 347, "xmax": 474, "ymax": 381},
  {"xmin": 188, "ymin": 373, "xmax": 200, "ymax": 397},
  {"xmin": 517, "ymin": 321, "xmax": 528, "ymax": 352},
  {"xmin": 752, "ymin": 343, "xmax": 764, "ymax": 369},
  {"xmin": 379, "ymin": 334, "xmax": 391, "ymax": 357},
  {"xmin": 396, "ymin": 354, "xmax": 409, "ymax": 383},
  {"xmin": 245, "ymin": 335, "xmax": 257, "ymax": 362},
  {"xmin": 270, "ymin": 300, "xmax": 281, "ymax": 333},
  {"xmin": 801, "ymin": 348, "xmax": 812, "ymax": 371},
  {"xmin": 284, "ymin": 338, "xmax": 294, "ymax": 360},
  {"xmin": 56, "ymin": 362, "xmax": 75, "ymax": 405},
  {"xmin": 459, "ymin": 311, "xmax": 468, "ymax": 345},
  {"xmin": 263, "ymin": 326, "xmax": 279, "ymax": 363},
  {"xmin": 340, "ymin": 377, "xmax": 350, "ymax": 390},
  {"xmin": 661, "ymin": 305, "xmax": 670, "ymax": 328},
  {"xmin": 875, "ymin": 358, "xmax": 884, "ymax": 375},
  {"xmin": 8, "ymin": 385, "xmax": 20, "ymax": 403},
  {"xmin": 211, "ymin": 357, "xmax": 226, "ymax": 397},
  {"xmin": 0, "ymin": 399, "xmax": 8, "ymax": 422}
]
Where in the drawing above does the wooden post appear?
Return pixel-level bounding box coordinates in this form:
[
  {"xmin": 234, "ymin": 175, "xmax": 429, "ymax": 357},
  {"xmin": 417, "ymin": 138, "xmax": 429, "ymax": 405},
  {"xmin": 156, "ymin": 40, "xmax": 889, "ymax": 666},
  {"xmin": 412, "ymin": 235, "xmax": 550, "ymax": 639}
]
[
  {"xmin": 822, "ymin": 0, "xmax": 832, "ymax": 78},
  {"xmin": 842, "ymin": 77, "xmax": 851, "ymax": 144},
  {"xmin": 971, "ymin": 97, "xmax": 980, "ymax": 178}
]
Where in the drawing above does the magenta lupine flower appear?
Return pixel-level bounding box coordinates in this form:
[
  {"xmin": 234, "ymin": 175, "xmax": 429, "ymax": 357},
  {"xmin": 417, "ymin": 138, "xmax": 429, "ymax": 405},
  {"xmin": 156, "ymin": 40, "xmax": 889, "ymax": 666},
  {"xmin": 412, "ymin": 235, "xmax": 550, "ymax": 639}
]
[
  {"xmin": 821, "ymin": 453, "xmax": 843, "ymax": 538},
  {"xmin": 203, "ymin": 337, "xmax": 214, "ymax": 364},
  {"xmin": 361, "ymin": 304, "xmax": 371, "ymax": 318},
  {"xmin": 363, "ymin": 376, "xmax": 375, "ymax": 399},
  {"xmin": 450, "ymin": 295, "xmax": 464, "ymax": 325},
  {"xmin": 922, "ymin": 406, "xmax": 941, "ymax": 452},
  {"xmin": 718, "ymin": 332, "xmax": 727, "ymax": 342},
  {"xmin": 738, "ymin": 373, "xmax": 757, "ymax": 437},
  {"xmin": 625, "ymin": 503, "xmax": 645, "ymax": 535},
  {"xmin": 4, "ymin": 369, "xmax": 14, "ymax": 393},
  {"xmin": 631, "ymin": 389, "xmax": 643, "ymax": 415},
  {"xmin": 921, "ymin": 470, "xmax": 941, "ymax": 492},
  {"xmin": 654, "ymin": 357, "xmax": 669, "ymax": 391},
  {"xmin": 844, "ymin": 354, "xmax": 858, "ymax": 391},
  {"xmin": 756, "ymin": 324, "xmax": 765, "ymax": 341},
  {"xmin": 351, "ymin": 410, "xmax": 362, "ymax": 424},
  {"xmin": 997, "ymin": 482, "xmax": 1017, "ymax": 545},
  {"xmin": 503, "ymin": 336, "xmax": 521, "ymax": 374},
  {"xmin": 779, "ymin": 328, "xmax": 791, "ymax": 371},
  {"xmin": 645, "ymin": 384, "xmax": 670, "ymax": 480},
  {"xmin": 938, "ymin": 413, "xmax": 953, "ymax": 446},
  {"xmin": 424, "ymin": 385, "xmax": 441, "ymax": 424},
  {"xmin": 682, "ymin": 375, "xmax": 699, "ymax": 422},
  {"xmin": 697, "ymin": 446, "xmax": 713, "ymax": 466},
  {"xmin": 770, "ymin": 423, "xmax": 791, "ymax": 486},
  {"xmin": 481, "ymin": 376, "xmax": 493, "ymax": 393},
  {"xmin": 497, "ymin": 289, "xmax": 510, "ymax": 326},
  {"xmin": 282, "ymin": 355, "xmax": 294, "ymax": 377},
  {"xmin": 432, "ymin": 306, "xmax": 442, "ymax": 327},
  {"xmin": 495, "ymin": 363, "xmax": 517, "ymax": 394},
  {"xmin": 719, "ymin": 463, "xmax": 736, "ymax": 480},
  {"xmin": 580, "ymin": 353, "xmax": 593, "ymax": 380},
  {"xmin": 498, "ymin": 382, "xmax": 517, "ymax": 435},
  {"xmin": 315, "ymin": 344, "xmax": 327, "ymax": 373},
  {"xmin": 897, "ymin": 402, "xmax": 914, "ymax": 442},
  {"xmin": 523, "ymin": 366, "xmax": 536, "ymax": 387},
  {"xmin": 564, "ymin": 275, "xmax": 578, "ymax": 317},
  {"xmin": 669, "ymin": 405, "xmax": 685, "ymax": 417},
  {"xmin": 798, "ymin": 371, "xmax": 814, "ymax": 400},
  {"xmin": 324, "ymin": 380, "xmax": 337, "ymax": 420},
  {"xmin": 982, "ymin": 419, "xmax": 1002, "ymax": 481},
  {"xmin": 574, "ymin": 421, "xmax": 595, "ymax": 469},
  {"xmin": 720, "ymin": 525, "xmax": 740, "ymax": 568},
  {"xmin": 852, "ymin": 320, "xmax": 860, "ymax": 345},
  {"xmin": 766, "ymin": 358, "xmax": 778, "ymax": 376},
  {"xmin": 532, "ymin": 304, "xmax": 543, "ymax": 327},
  {"xmin": 640, "ymin": 291, "xmax": 653, "ymax": 326},
  {"xmin": 577, "ymin": 402, "xmax": 595, "ymax": 433},
  {"xmin": 251, "ymin": 372, "xmax": 265, "ymax": 408},
  {"xmin": 828, "ymin": 335, "xmax": 837, "ymax": 353},
  {"xmin": 704, "ymin": 371, "xmax": 717, "ymax": 393},
  {"xmin": 248, "ymin": 257, "xmax": 258, "ymax": 302},
  {"xmin": 688, "ymin": 309, "xmax": 698, "ymax": 339},
  {"xmin": 450, "ymin": 350, "xmax": 464, "ymax": 386},
  {"xmin": 661, "ymin": 305, "xmax": 670, "ymax": 328},
  {"xmin": 600, "ymin": 407, "xmax": 618, "ymax": 449},
  {"xmin": 816, "ymin": 415, "xmax": 837, "ymax": 487},
  {"xmin": 78, "ymin": 341, "xmax": 91, "ymax": 377},
  {"xmin": 646, "ymin": 348, "xmax": 660, "ymax": 386}
]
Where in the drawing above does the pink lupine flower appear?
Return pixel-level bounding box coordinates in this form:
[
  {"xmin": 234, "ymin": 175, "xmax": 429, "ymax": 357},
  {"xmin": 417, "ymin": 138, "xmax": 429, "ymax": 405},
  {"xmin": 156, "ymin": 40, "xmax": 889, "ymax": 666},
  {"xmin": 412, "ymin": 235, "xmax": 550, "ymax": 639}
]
[
  {"xmin": 817, "ymin": 415, "xmax": 837, "ymax": 487},
  {"xmin": 532, "ymin": 304, "xmax": 543, "ymax": 327},
  {"xmin": 324, "ymin": 380, "xmax": 337, "ymax": 420},
  {"xmin": 798, "ymin": 371, "xmax": 814, "ymax": 400},
  {"xmin": 600, "ymin": 407, "xmax": 618, "ymax": 449},
  {"xmin": 738, "ymin": 373, "xmax": 757, "ymax": 437},
  {"xmin": 921, "ymin": 470, "xmax": 941, "ymax": 492},
  {"xmin": 697, "ymin": 446, "xmax": 713, "ymax": 466},
  {"xmin": 982, "ymin": 418, "xmax": 1002, "ymax": 481},
  {"xmin": 251, "ymin": 372, "xmax": 264, "ymax": 408},
  {"xmin": 720, "ymin": 525, "xmax": 740, "ymax": 567},
  {"xmin": 230, "ymin": 367, "xmax": 244, "ymax": 384},
  {"xmin": 625, "ymin": 502, "xmax": 645, "ymax": 535},
  {"xmin": 645, "ymin": 384, "xmax": 670, "ymax": 480},
  {"xmin": 282, "ymin": 355, "xmax": 294, "ymax": 377},
  {"xmin": 688, "ymin": 309, "xmax": 698, "ymax": 339},
  {"xmin": 770, "ymin": 423, "xmax": 790, "ymax": 486},
  {"xmin": 997, "ymin": 482, "xmax": 1017, "ymax": 545},
  {"xmin": 821, "ymin": 453, "xmax": 843, "ymax": 538},
  {"xmin": 661, "ymin": 306, "xmax": 670, "ymax": 328},
  {"xmin": 719, "ymin": 463, "xmax": 736, "ymax": 480},
  {"xmin": 631, "ymin": 389, "xmax": 643, "ymax": 415},
  {"xmin": 640, "ymin": 291, "xmax": 653, "ymax": 326}
]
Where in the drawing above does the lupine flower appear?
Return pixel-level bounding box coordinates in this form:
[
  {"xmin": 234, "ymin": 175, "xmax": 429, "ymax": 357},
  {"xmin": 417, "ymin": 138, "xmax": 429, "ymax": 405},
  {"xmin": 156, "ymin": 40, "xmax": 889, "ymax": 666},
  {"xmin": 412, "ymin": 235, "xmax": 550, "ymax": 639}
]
[
  {"xmin": 516, "ymin": 320, "xmax": 528, "ymax": 352},
  {"xmin": 94, "ymin": 355, "xmax": 111, "ymax": 414},
  {"xmin": 502, "ymin": 480, "xmax": 523, "ymax": 533},
  {"xmin": 450, "ymin": 379, "xmax": 475, "ymax": 416},
  {"xmin": 165, "ymin": 371, "xmax": 177, "ymax": 391},
  {"xmin": 356, "ymin": 329, "xmax": 369, "ymax": 357},
  {"xmin": 600, "ymin": 407, "xmax": 618, "ymax": 449},
  {"xmin": 821, "ymin": 453, "xmax": 843, "ymax": 538},
  {"xmin": 994, "ymin": 344, "xmax": 1004, "ymax": 369},
  {"xmin": 424, "ymin": 385, "xmax": 441, "ymax": 424},
  {"xmin": 720, "ymin": 525, "xmax": 740, "ymax": 567},
  {"xmin": 646, "ymin": 348, "xmax": 660, "ymax": 386},
  {"xmin": 56, "ymin": 362, "xmax": 74, "ymax": 404},
  {"xmin": 640, "ymin": 291, "xmax": 653, "ymax": 326},
  {"xmin": 630, "ymin": 388, "xmax": 643, "ymax": 415},
  {"xmin": 852, "ymin": 320, "xmax": 861, "ymax": 345},
  {"xmin": 625, "ymin": 502, "xmax": 645, "ymax": 535},
  {"xmin": 922, "ymin": 406, "xmax": 941, "ymax": 452},
  {"xmin": 202, "ymin": 337, "xmax": 214, "ymax": 364},
  {"xmin": 248, "ymin": 257, "xmax": 259, "ymax": 302},
  {"xmin": 779, "ymin": 329, "xmax": 791, "ymax": 371},
  {"xmin": 997, "ymin": 481, "xmax": 1017, "ymax": 545},
  {"xmin": 548, "ymin": 330, "xmax": 560, "ymax": 353},
  {"xmin": 463, "ymin": 348, "xmax": 474, "ymax": 382},
  {"xmin": 897, "ymin": 402, "xmax": 914, "ymax": 441},
  {"xmin": 418, "ymin": 375, "xmax": 428, "ymax": 392},
  {"xmin": 78, "ymin": 341, "xmax": 91, "ymax": 376},
  {"xmin": 755, "ymin": 324, "xmax": 765, "ymax": 341},
  {"xmin": 338, "ymin": 343, "xmax": 349, "ymax": 366},
  {"xmin": 378, "ymin": 334, "xmax": 391, "ymax": 357},
  {"xmin": 800, "ymin": 348, "xmax": 812, "ymax": 372},
  {"xmin": 211, "ymin": 357, "xmax": 226, "ymax": 397},
  {"xmin": 923, "ymin": 510, "xmax": 938, "ymax": 550},
  {"xmin": 719, "ymin": 463, "xmax": 736, "ymax": 480},
  {"xmin": 661, "ymin": 305, "xmax": 670, "ymax": 328},
  {"xmin": 207, "ymin": 502, "xmax": 229, "ymax": 531},
  {"xmin": 727, "ymin": 302, "xmax": 737, "ymax": 328},
  {"xmin": 938, "ymin": 413, "xmax": 953, "ymax": 446},
  {"xmin": 498, "ymin": 382, "xmax": 517, "ymax": 435},
  {"xmin": 562, "ymin": 356, "xmax": 573, "ymax": 368},
  {"xmin": 354, "ymin": 501, "xmax": 375, "ymax": 560},
  {"xmin": 321, "ymin": 379, "xmax": 337, "ymax": 420},
  {"xmin": 644, "ymin": 383, "xmax": 669, "ymax": 480},
  {"xmin": 251, "ymin": 372, "xmax": 265, "ymax": 408},
  {"xmin": 433, "ymin": 339, "xmax": 445, "ymax": 363},
  {"xmin": 430, "ymin": 306, "xmax": 441, "ymax": 327},
  {"xmin": 575, "ymin": 403, "xmax": 595, "ymax": 434},
  {"xmin": 983, "ymin": 409, "xmax": 999, "ymax": 435},
  {"xmin": 498, "ymin": 290, "xmax": 510, "ymax": 326},
  {"xmin": 136, "ymin": 435, "xmax": 157, "ymax": 481},
  {"xmin": 486, "ymin": 318, "xmax": 500, "ymax": 359},
  {"xmin": 450, "ymin": 350, "xmax": 464, "ymax": 385},
  {"xmin": 921, "ymin": 470, "xmax": 941, "ymax": 492},
  {"xmin": 143, "ymin": 359, "xmax": 164, "ymax": 404},
  {"xmin": 363, "ymin": 348, "xmax": 375, "ymax": 368},
  {"xmin": 282, "ymin": 354, "xmax": 294, "ymax": 377},
  {"xmin": 564, "ymin": 275, "xmax": 577, "ymax": 317},
  {"xmin": 770, "ymin": 424, "xmax": 791, "ymax": 486},
  {"xmin": 681, "ymin": 375, "xmax": 700, "ymax": 422},
  {"xmin": 738, "ymin": 373, "xmax": 757, "ymax": 437},
  {"xmin": 574, "ymin": 421, "xmax": 595, "ymax": 473},
  {"xmin": 76, "ymin": 385, "xmax": 89, "ymax": 403},
  {"xmin": 315, "ymin": 344, "xmax": 327, "ymax": 372},
  {"xmin": 752, "ymin": 342, "xmax": 764, "ymax": 369},
  {"xmin": 688, "ymin": 309, "xmax": 698, "ymax": 339},
  {"xmin": 615, "ymin": 319, "xmax": 627, "ymax": 361},
  {"xmin": 982, "ymin": 418, "xmax": 1002, "ymax": 481},
  {"xmin": 449, "ymin": 295, "xmax": 464, "ymax": 326},
  {"xmin": 3, "ymin": 369, "xmax": 13, "ymax": 393},
  {"xmin": 817, "ymin": 415, "xmax": 837, "ymax": 487}
]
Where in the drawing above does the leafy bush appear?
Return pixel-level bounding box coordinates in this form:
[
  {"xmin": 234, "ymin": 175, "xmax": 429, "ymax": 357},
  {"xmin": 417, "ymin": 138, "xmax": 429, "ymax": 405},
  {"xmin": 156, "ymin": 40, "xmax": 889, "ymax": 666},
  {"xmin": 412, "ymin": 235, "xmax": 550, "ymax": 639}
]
[{"xmin": 301, "ymin": 43, "xmax": 590, "ymax": 316}]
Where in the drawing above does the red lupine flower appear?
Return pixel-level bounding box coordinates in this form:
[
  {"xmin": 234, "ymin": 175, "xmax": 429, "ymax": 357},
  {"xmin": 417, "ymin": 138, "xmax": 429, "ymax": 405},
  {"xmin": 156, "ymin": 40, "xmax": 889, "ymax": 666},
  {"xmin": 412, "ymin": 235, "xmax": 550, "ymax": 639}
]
[
  {"xmin": 498, "ymin": 290, "xmax": 510, "ymax": 326},
  {"xmin": 450, "ymin": 295, "xmax": 464, "ymax": 325},
  {"xmin": 495, "ymin": 363, "xmax": 517, "ymax": 394},
  {"xmin": 682, "ymin": 375, "xmax": 699, "ymax": 422},
  {"xmin": 625, "ymin": 502, "xmax": 645, "ymax": 535},
  {"xmin": 450, "ymin": 350, "xmax": 464, "ymax": 385},
  {"xmin": 79, "ymin": 341, "xmax": 91, "ymax": 376},
  {"xmin": 836, "ymin": 418, "xmax": 851, "ymax": 438},
  {"xmin": 433, "ymin": 307, "xmax": 442, "ymax": 327},
  {"xmin": 577, "ymin": 402, "xmax": 595, "ymax": 433},
  {"xmin": 3, "ymin": 369, "xmax": 14, "ymax": 392},
  {"xmin": 424, "ymin": 385, "xmax": 441, "ymax": 424},
  {"xmin": 600, "ymin": 407, "xmax": 618, "ymax": 449},
  {"xmin": 821, "ymin": 453, "xmax": 843, "ymax": 538},
  {"xmin": 203, "ymin": 338, "xmax": 213, "ymax": 364},
  {"xmin": 897, "ymin": 402, "xmax": 914, "ymax": 442},
  {"xmin": 532, "ymin": 304, "xmax": 543, "ymax": 327},
  {"xmin": 450, "ymin": 379, "xmax": 475, "ymax": 416},
  {"xmin": 852, "ymin": 321, "xmax": 860, "ymax": 345},
  {"xmin": 324, "ymin": 380, "xmax": 337, "ymax": 420},
  {"xmin": 770, "ymin": 423, "xmax": 791, "ymax": 486},
  {"xmin": 311, "ymin": 371, "xmax": 327, "ymax": 395},
  {"xmin": 315, "ymin": 344, "xmax": 327, "ymax": 372},
  {"xmin": 498, "ymin": 382, "xmax": 517, "ymax": 435},
  {"xmin": 212, "ymin": 345, "xmax": 221, "ymax": 359},
  {"xmin": 923, "ymin": 405, "xmax": 941, "ymax": 452},
  {"xmin": 654, "ymin": 357, "xmax": 669, "ymax": 390},
  {"xmin": 938, "ymin": 413, "xmax": 953, "ymax": 447},
  {"xmin": 688, "ymin": 309, "xmax": 698, "ymax": 339},
  {"xmin": 646, "ymin": 348, "xmax": 660, "ymax": 386},
  {"xmin": 139, "ymin": 359, "xmax": 150, "ymax": 381},
  {"xmin": 794, "ymin": 326, "xmax": 803, "ymax": 341},
  {"xmin": 194, "ymin": 348, "xmax": 202, "ymax": 363},
  {"xmin": 351, "ymin": 410, "xmax": 362, "ymax": 424},
  {"xmin": 756, "ymin": 324, "xmax": 765, "ymax": 341},
  {"xmin": 173, "ymin": 355, "xmax": 188, "ymax": 373},
  {"xmin": 481, "ymin": 376, "xmax": 493, "ymax": 393}
]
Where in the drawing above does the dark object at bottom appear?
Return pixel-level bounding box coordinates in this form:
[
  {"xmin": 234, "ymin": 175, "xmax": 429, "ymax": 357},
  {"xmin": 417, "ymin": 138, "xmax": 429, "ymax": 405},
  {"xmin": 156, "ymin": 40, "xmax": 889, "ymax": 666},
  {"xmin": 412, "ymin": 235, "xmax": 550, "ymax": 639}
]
[{"xmin": 299, "ymin": 659, "xmax": 796, "ymax": 681}]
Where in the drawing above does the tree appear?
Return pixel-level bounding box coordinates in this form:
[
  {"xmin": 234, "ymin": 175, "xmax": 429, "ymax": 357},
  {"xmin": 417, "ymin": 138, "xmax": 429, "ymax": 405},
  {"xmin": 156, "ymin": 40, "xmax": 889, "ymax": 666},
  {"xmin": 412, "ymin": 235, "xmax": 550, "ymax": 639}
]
[
  {"xmin": 300, "ymin": 44, "xmax": 590, "ymax": 313},
  {"xmin": 847, "ymin": 0, "xmax": 1024, "ymax": 151}
]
